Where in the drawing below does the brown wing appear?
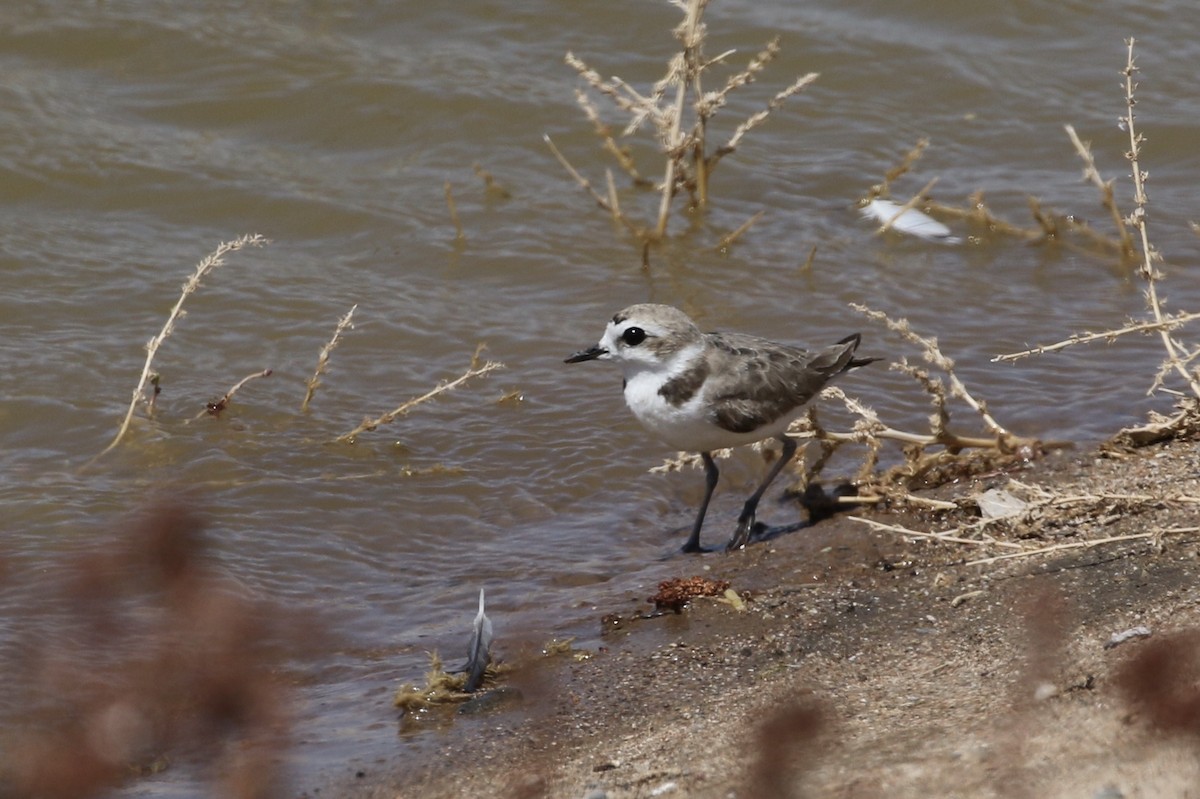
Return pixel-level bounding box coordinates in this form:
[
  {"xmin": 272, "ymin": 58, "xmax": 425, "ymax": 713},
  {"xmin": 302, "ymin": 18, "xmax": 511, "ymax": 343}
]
[{"xmin": 706, "ymin": 332, "xmax": 863, "ymax": 434}]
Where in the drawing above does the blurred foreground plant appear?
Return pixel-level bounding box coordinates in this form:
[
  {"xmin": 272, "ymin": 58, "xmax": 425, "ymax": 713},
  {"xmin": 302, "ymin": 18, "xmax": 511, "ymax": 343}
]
[{"xmin": 1, "ymin": 502, "xmax": 301, "ymax": 798}]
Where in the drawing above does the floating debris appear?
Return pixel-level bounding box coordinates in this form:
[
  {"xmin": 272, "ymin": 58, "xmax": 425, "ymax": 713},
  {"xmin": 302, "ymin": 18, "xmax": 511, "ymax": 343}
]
[{"xmin": 861, "ymin": 198, "xmax": 961, "ymax": 244}]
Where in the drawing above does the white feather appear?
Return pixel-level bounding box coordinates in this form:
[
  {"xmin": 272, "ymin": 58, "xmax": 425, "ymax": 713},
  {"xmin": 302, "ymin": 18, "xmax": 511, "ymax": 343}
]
[{"xmin": 861, "ymin": 199, "xmax": 961, "ymax": 244}]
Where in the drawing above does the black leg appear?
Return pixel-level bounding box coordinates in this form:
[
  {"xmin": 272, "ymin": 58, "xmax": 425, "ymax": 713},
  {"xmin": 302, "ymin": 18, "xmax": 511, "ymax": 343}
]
[
  {"xmin": 726, "ymin": 435, "xmax": 798, "ymax": 551},
  {"xmin": 682, "ymin": 452, "xmax": 719, "ymax": 553}
]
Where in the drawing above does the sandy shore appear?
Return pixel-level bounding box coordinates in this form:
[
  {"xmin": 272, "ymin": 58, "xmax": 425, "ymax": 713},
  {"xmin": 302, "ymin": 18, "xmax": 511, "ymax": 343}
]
[{"xmin": 365, "ymin": 433, "xmax": 1200, "ymax": 799}]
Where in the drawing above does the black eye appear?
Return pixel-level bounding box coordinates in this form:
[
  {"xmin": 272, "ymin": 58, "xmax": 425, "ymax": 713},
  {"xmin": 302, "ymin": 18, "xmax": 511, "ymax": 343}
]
[{"xmin": 621, "ymin": 327, "xmax": 647, "ymax": 346}]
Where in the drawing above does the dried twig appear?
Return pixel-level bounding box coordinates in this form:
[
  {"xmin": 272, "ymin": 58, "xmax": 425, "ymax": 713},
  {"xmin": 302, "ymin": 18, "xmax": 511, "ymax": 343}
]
[
  {"xmin": 574, "ymin": 89, "xmax": 651, "ymax": 187},
  {"xmin": 851, "ymin": 517, "xmax": 1024, "ymax": 551},
  {"xmin": 191, "ymin": 369, "xmax": 273, "ymax": 421},
  {"xmin": 865, "ymin": 138, "xmax": 929, "ymax": 202},
  {"xmin": 799, "ymin": 245, "xmax": 817, "ymax": 274},
  {"xmin": 91, "ymin": 234, "xmax": 268, "ymax": 464},
  {"xmin": 544, "ymin": 134, "xmax": 643, "ymax": 236},
  {"xmin": 991, "ymin": 40, "xmax": 1200, "ymax": 404},
  {"xmin": 302, "ymin": 304, "xmax": 357, "ymax": 412},
  {"xmin": 713, "ymin": 72, "xmax": 819, "ymax": 168},
  {"xmin": 1121, "ymin": 38, "xmax": 1200, "ymax": 400},
  {"xmin": 994, "ymin": 312, "xmax": 1200, "ymax": 362},
  {"xmin": 715, "ymin": 211, "xmax": 765, "ymax": 251},
  {"xmin": 337, "ymin": 357, "xmax": 504, "ymax": 444},
  {"xmin": 561, "ymin": 0, "xmax": 816, "ymax": 243},
  {"xmin": 1063, "ymin": 123, "xmax": 1136, "ymax": 258},
  {"xmin": 963, "ymin": 530, "xmax": 1200, "ymax": 567},
  {"xmin": 852, "ymin": 303, "xmax": 1016, "ymax": 444}
]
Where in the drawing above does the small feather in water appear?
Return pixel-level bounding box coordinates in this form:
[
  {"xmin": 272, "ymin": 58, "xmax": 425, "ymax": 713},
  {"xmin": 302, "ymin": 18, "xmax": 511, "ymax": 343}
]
[
  {"xmin": 463, "ymin": 588, "xmax": 493, "ymax": 693},
  {"xmin": 861, "ymin": 199, "xmax": 961, "ymax": 244}
]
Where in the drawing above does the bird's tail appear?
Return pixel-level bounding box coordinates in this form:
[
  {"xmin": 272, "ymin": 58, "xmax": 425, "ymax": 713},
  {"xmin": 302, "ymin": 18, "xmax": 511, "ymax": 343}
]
[{"xmin": 835, "ymin": 333, "xmax": 882, "ymax": 372}]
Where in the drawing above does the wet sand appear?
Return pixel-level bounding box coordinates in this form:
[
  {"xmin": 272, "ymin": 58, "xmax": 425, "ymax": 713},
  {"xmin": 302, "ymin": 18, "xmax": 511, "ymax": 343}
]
[{"xmin": 357, "ymin": 429, "xmax": 1200, "ymax": 799}]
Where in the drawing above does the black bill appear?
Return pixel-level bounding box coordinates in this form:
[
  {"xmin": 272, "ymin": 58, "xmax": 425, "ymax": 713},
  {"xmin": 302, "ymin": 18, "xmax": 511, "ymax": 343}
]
[{"xmin": 564, "ymin": 345, "xmax": 607, "ymax": 363}]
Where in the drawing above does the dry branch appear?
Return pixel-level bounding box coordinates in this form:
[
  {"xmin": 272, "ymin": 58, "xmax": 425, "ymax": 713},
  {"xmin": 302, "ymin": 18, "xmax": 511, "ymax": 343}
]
[
  {"xmin": 559, "ymin": 0, "xmax": 816, "ymax": 244},
  {"xmin": 302, "ymin": 304, "xmax": 357, "ymax": 412},
  {"xmin": 192, "ymin": 368, "xmax": 273, "ymax": 421},
  {"xmin": 91, "ymin": 234, "xmax": 268, "ymax": 464},
  {"xmin": 994, "ymin": 312, "xmax": 1200, "ymax": 362},
  {"xmin": 715, "ymin": 211, "xmax": 765, "ymax": 251},
  {"xmin": 851, "ymin": 517, "xmax": 1024, "ymax": 551},
  {"xmin": 337, "ymin": 357, "xmax": 504, "ymax": 444},
  {"xmin": 851, "ymin": 303, "xmax": 1018, "ymax": 445},
  {"xmin": 991, "ymin": 40, "xmax": 1200, "ymax": 408},
  {"xmin": 1063, "ymin": 123, "xmax": 1136, "ymax": 257},
  {"xmin": 544, "ymin": 134, "xmax": 643, "ymax": 236},
  {"xmin": 1121, "ymin": 39, "xmax": 1200, "ymax": 400}
]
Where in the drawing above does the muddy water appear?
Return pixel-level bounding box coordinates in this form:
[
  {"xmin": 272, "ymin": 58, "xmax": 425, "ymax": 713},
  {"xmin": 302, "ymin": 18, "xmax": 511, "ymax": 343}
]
[{"xmin": 1, "ymin": 0, "xmax": 1198, "ymax": 793}]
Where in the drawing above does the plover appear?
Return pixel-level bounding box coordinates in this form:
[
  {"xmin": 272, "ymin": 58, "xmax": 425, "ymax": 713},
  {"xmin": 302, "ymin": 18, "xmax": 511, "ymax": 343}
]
[{"xmin": 565, "ymin": 304, "xmax": 877, "ymax": 553}]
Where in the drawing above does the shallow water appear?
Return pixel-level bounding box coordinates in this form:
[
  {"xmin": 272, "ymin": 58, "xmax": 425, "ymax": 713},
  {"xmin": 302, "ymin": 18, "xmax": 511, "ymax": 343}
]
[{"xmin": 1, "ymin": 0, "xmax": 1198, "ymax": 792}]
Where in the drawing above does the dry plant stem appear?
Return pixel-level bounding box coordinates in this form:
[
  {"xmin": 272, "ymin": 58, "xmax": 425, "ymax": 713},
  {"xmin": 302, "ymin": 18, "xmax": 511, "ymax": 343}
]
[
  {"xmin": 963, "ymin": 529, "xmax": 1200, "ymax": 567},
  {"xmin": 799, "ymin": 245, "xmax": 817, "ymax": 274},
  {"xmin": 926, "ymin": 195, "xmax": 1043, "ymax": 242},
  {"xmin": 445, "ymin": 181, "xmax": 465, "ymax": 241},
  {"xmin": 191, "ymin": 369, "xmax": 273, "ymax": 421},
  {"xmin": 302, "ymin": 304, "xmax": 357, "ymax": 412},
  {"xmin": 564, "ymin": 0, "xmax": 814, "ymax": 242},
  {"xmin": 654, "ymin": 0, "xmax": 703, "ymax": 238},
  {"xmin": 717, "ymin": 72, "xmax": 818, "ymax": 161},
  {"xmin": 575, "ymin": 90, "xmax": 649, "ymax": 186},
  {"xmin": 1063, "ymin": 123, "xmax": 1135, "ymax": 257},
  {"xmin": 337, "ymin": 360, "xmax": 503, "ymax": 443},
  {"xmin": 605, "ymin": 169, "xmax": 622, "ymax": 220},
  {"xmin": 994, "ymin": 312, "xmax": 1200, "ymax": 362},
  {"xmin": 843, "ymin": 494, "xmax": 958, "ymax": 511},
  {"xmin": 716, "ymin": 211, "xmax": 765, "ymax": 250},
  {"xmin": 91, "ymin": 234, "xmax": 267, "ymax": 464},
  {"xmin": 807, "ymin": 386, "xmax": 999, "ymax": 450},
  {"xmin": 543, "ymin": 134, "xmax": 642, "ymax": 236},
  {"xmin": 865, "ymin": 138, "xmax": 929, "ymax": 201},
  {"xmin": 1027, "ymin": 196, "xmax": 1058, "ymax": 238},
  {"xmin": 1122, "ymin": 38, "xmax": 1200, "ymax": 399},
  {"xmin": 791, "ymin": 419, "xmax": 995, "ymax": 451},
  {"xmin": 852, "ymin": 517, "xmax": 1024, "ymax": 551},
  {"xmin": 858, "ymin": 517, "xmax": 1200, "ymax": 566},
  {"xmin": 851, "ymin": 303, "xmax": 1015, "ymax": 443}
]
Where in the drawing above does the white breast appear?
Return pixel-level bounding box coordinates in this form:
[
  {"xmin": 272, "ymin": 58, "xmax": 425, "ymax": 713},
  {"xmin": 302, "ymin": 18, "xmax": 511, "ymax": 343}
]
[{"xmin": 620, "ymin": 347, "xmax": 782, "ymax": 453}]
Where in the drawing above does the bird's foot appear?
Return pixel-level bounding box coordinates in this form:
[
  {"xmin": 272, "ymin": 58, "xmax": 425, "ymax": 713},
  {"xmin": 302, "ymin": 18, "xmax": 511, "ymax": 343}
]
[
  {"xmin": 681, "ymin": 540, "xmax": 718, "ymax": 555},
  {"xmin": 725, "ymin": 515, "xmax": 756, "ymax": 552}
]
